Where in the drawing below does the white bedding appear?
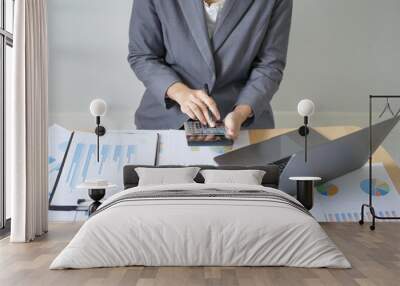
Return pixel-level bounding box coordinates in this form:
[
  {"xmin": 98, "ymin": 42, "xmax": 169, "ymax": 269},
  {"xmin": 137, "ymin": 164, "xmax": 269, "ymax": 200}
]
[{"xmin": 50, "ymin": 183, "xmax": 351, "ymax": 269}]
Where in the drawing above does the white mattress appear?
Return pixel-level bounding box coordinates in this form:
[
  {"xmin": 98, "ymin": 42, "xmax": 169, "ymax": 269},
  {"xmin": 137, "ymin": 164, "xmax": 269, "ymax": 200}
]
[{"xmin": 50, "ymin": 183, "xmax": 351, "ymax": 269}]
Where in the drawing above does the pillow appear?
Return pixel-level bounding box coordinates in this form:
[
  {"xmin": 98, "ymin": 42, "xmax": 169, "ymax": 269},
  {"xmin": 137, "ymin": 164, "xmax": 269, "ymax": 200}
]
[
  {"xmin": 135, "ymin": 167, "xmax": 200, "ymax": 186},
  {"xmin": 200, "ymin": 169, "xmax": 266, "ymax": 185}
]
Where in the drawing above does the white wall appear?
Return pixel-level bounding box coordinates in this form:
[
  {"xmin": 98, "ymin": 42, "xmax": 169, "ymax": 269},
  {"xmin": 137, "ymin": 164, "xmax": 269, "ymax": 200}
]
[{"xmin": 48, "ymin": 0, "xmax": 400, "ymax": 130}]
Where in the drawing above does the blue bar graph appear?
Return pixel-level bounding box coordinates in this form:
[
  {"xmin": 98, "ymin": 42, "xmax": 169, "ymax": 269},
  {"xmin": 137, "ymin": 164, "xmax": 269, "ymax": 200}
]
[
  {"xmin": 66, "ymin": 143, "xmax": 85, "ymax": 190},
  {"xmin": 126, "ymin": 145, "xmax": 135, "ymax": 164},
  {"xmin": 98, "ymin": 145, "xmax": 111, "ymax": 175},
  {"xmin": 81, "ymin": 144, "xmax": 96, "ymax": 183},
  {"xmin": 113, "ymin": 145, "xmax": 124, "ymax": 169}
]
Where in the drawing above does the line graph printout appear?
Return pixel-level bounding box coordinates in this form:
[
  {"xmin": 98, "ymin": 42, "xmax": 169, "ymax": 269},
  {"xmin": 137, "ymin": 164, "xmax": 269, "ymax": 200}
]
[{"xmin": 51, "ymin": 131, "xmax": 158, "ymax": 207}]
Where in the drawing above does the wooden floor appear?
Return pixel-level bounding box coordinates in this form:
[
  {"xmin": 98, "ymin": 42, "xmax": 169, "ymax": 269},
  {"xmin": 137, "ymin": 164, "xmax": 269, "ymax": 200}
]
[{"xmin": 0, "ymin": 222, "xmax": 399, "ymax": 286}]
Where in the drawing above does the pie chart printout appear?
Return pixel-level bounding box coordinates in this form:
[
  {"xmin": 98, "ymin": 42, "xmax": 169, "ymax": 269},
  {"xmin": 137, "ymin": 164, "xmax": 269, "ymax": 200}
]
[
  {"xmin": 316, "ymin": 183, "xmax": 340, "ymax": 197},
  {"xmin": 360, "ymin": 178, "xmax": 390, "ymax": 197}
]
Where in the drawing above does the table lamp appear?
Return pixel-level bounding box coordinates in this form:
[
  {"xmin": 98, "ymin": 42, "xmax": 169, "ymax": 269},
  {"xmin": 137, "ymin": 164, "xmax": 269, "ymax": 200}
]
[
  {"xmin": 297, "ymin": 99, "xmax": 315, "ymax": 162},
  {"xmin": 90, "ymin": 99, "xmax": 107, "ymax": 162}
]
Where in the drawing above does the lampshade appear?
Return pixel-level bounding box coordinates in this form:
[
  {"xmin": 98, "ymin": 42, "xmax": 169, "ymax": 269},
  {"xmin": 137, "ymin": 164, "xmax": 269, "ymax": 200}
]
[
  {"xmin": 297, "ymin": 99, "xmax": 315, "ymax": 117},
  {"xmin": 90, "ymin": 99, "xmax": 107, "ymax": 117}
]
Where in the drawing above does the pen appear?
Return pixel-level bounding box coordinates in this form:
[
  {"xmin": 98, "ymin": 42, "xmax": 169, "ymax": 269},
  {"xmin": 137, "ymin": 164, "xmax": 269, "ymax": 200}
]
[{"xmin": 203, "ymin": 83, "xmax": 215, "ymax": 126}]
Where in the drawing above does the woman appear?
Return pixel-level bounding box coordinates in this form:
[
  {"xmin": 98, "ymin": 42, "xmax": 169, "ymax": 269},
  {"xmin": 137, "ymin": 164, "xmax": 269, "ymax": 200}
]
[{"xmin": 128, "ymin": 0, "xmax": 292, "ymax": 139}]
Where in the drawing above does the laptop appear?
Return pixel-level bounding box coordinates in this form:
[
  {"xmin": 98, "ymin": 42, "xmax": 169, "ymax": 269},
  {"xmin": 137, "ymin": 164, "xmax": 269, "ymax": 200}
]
[
  {"xmin": 214, "ymin": 127, "xmax": 331, "ymax": 166},
  {"xmin": 279, "ymin": 116, "xmax": 400, "ymax": 194},
  {"xmin": 214, "ymin": 116, "xmax": 400, "ymax": 195}
]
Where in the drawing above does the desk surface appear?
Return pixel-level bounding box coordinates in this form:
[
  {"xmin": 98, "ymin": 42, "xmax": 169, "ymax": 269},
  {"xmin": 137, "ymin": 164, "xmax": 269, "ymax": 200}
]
[{"xmin": 249, "ymin": 126, "xmax": 400, "ymax": 194}]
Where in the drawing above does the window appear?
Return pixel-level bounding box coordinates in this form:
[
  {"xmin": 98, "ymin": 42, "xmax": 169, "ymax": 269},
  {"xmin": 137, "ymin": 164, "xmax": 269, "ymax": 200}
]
[{"xmin": 0, "ymin": 0, "xmax": 14, "ymax": 233}]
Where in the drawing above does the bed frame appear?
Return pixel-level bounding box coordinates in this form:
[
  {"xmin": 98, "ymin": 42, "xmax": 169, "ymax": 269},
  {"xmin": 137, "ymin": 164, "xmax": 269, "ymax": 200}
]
[{"xmin": 123, "ymin": 165, "xmax": 280, "ymax": 189}]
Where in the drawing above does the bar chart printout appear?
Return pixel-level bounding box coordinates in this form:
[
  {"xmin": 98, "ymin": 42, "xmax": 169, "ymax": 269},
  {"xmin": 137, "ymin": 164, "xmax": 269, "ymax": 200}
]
[{"xmin": 50, "ymin": 129, "xmax": 158, "ymax": 208}]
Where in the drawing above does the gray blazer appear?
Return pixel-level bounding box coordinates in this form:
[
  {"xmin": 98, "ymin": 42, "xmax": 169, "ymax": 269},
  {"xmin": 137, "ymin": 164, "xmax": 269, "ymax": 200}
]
[{"xmin": 128, "ymin": 0, "xmax": 292, "ymax": 130}]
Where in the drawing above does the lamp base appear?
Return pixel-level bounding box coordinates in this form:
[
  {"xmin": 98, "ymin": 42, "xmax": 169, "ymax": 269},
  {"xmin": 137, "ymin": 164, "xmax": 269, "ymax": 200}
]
[
  {"xmin": 298, "ymin": 126, "xmax": 310, "ymax": 137},
  {"xmin": 95, "ymin": 126, "xmax": 106, "ymax": 136},
  {"xmin": 88, "ymin": 188, "xmax": 106, "ymax": 215}
]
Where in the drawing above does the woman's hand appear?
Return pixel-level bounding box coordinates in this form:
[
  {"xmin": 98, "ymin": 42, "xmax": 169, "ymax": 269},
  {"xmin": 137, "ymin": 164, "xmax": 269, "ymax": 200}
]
[
  {"xmin": 167, "ymin": 82, "xmax": 220, "ymax": 127},
  {"xmin": 224, "ymin": 105, "xmax": 253, "ymax": 140}
]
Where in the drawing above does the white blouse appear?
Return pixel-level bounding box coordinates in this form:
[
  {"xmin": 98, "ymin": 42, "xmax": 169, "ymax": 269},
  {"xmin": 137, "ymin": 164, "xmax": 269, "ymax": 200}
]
[{"xmin": 203, "ymin": 0, "xmax": 225, "ymax": 38}]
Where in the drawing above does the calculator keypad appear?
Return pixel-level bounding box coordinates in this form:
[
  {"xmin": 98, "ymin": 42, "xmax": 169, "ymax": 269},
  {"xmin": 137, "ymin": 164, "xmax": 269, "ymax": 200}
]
[{"xmin": 184, "ymin": 121, "xmax": 226, "ymax": 135}]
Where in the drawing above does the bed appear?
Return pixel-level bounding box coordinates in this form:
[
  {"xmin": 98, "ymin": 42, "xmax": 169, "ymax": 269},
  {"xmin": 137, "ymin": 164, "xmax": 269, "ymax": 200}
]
[{"xmin": 50, "ymin": 165, "xmax": 350, "ymax": 269}]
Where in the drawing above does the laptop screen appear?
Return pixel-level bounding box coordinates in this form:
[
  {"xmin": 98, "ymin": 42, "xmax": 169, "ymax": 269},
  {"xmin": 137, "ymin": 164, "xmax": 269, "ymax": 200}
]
[{"xmin": 214, "ymin": 128, "xmax": 330, "ymax": 166}]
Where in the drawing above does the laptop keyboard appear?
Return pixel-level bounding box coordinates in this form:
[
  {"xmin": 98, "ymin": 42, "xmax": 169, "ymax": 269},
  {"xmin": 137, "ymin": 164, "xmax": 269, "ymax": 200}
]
[{"xmin": 273, "ymin": 157, "xmax": 291, "ymax": 173}]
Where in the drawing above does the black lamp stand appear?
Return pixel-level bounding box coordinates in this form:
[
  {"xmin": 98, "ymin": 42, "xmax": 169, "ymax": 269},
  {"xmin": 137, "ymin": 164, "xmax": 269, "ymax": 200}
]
[
  {"xmin": 94, "ymin": 116, "xmax": 106, "ymax": 162},
  {"xmin": 88, "ymin": 188, "xmax": 106, "ymax": 215},
  {"xmin": 298, "ymin": 116, "xmax": 310, "ymax": 162},
  {"xmin": 359, "ymin": 95, "xmax": 400, "ymax": 230}
]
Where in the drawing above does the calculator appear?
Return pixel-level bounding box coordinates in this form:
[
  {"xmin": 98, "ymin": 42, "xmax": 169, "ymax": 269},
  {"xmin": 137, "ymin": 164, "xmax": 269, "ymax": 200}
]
[{"xmin": 183, "ymin": 120, "xmax": 233, "ymax": 146}]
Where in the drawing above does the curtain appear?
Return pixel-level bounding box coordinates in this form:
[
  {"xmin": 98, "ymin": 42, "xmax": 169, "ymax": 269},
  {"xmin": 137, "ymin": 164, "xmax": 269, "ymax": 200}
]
[{"xmin": 9, "ymin": 0, "xmax": 49, "ymax": 242}]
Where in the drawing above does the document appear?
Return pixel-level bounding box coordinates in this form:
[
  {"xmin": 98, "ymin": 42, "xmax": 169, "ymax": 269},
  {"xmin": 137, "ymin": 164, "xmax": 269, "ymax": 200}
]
[
  {"xmin": 48, "ymin": 126, "xmax": 249, "ymax": 218},
  {"xmin": 311, "ymin": 163, "xmax": 400, "ymax": 222},
  {"xmin": 49, "ymin": 127, "xmax": 158, "ymax": 208},
  {"xmin": 157, "ymin": 130, "xmax": 251, "ymax": 165}
]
